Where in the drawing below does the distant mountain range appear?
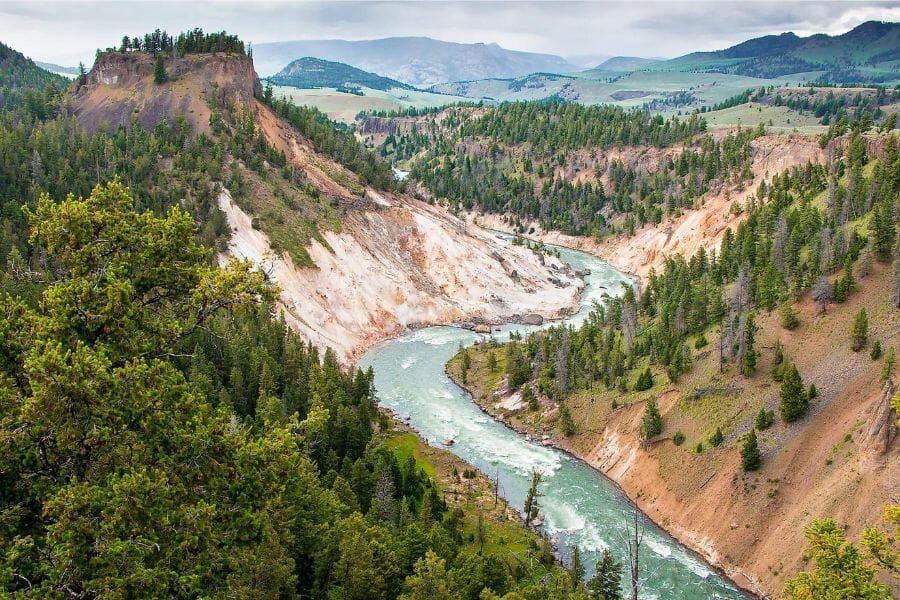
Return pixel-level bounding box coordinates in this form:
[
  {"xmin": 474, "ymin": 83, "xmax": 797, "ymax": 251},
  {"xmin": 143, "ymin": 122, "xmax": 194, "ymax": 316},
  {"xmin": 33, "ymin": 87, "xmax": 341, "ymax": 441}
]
[
  {"xmin": 657, "ymin": 20, "xmax": 899, "ymax": 83},
  {"xmin": 34, "ymin": 61, "xmax": 79, "ymax": 78},
  {"xmin": 269, "ymin": 57, "xmax": 414, "ymax": 91},
  {"xmin": 252, "ymin": 36, "xmax": 578, "ymax": 86}
]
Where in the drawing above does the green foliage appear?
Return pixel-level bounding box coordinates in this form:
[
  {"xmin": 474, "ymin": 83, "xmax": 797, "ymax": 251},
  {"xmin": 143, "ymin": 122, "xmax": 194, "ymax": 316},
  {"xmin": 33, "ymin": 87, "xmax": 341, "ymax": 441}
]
[
  {"xmin": 780, "ymin": 303, "xmax": 800, "ymax": 330},
  {"xmin": 755, "ymin": 408, "xmax": 775, "ymax": 430},
  {"xmin": 154, "ymin": 53, "xmax": 168, "ymax": 83},
  {"xmin": 523, "ymin": 470, "xmax": 543, "ymax": 522},
  {"xmin": 108, "ymin": 28, "xmax": 246, "ymax": 55},
  {"xmin": 741, "ymin": 429, "xmax": 762, "ymax": 471},
  {"xmin": 559, "ymin": 403, "xmax": 576, "ymax": 437},
  {"xmin": 870, "ymin": 340, "xmax": 882, "ymax": 360},
  {"xmin": 673, "ymin": 431, "xmax": 686, "ymax": 446},
  {"xmin": 271, "ymin": 57, "xmax": 414, "ymax": 91},
  {"xmin": 851, "ymin": 308, "xmax": 868, "ymax": 351},
  {"xmin": 740, "ymin": 312, "xmax": 758, "ymax": 376},
  {"xmin": 780, "ymin": 360, "xmax": 808, "ymax": 423},
  {"xmin": 640, "ymin": 397, "xmax": 663, "ymax": 440},
  {"xmin": 881, "ymin": 348, "xmax": 896, "ymax": 385},
  {"xmin": 709, "ymin": 427, "xmax": 725, "ymax": 446},
  {"xmin": 569, "ymin": 545, "xmax": 585, "ymax": 587},
  {"xmin": 782, "ymin": 518, "xmax": 891, "ymax": 600},
  {"xmin": 634, "ymin": 366, "xmax": 654, "ymax": 391},
  {"xmin": 0, "ymin": 40, "xmax": 67, "ymax": 113},
  {"xmin": 267, "ymin": 95, "xmax": 395, "ymax": 189},
  {"xmin": 588, "ymin": 548, "xmax": 624, "ymax": 600}
]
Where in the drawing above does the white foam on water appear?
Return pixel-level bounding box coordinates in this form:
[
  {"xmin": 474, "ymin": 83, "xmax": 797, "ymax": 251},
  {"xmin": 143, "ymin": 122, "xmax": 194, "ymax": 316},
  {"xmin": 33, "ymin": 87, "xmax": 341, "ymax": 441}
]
[
  {"xmin": 645, "ymin": 538, "xmax": 674, "ymax": 558},
  {"xmin": 400, "ymin": 356, "xmax": 417, "ymax": 369},
  {"xmin": 575, "ymin": 522, "xmax": 611, "ymax": 553},
  {"xmin": 543, "ymin": 501, "xmax": 586, "ymax": 533}
]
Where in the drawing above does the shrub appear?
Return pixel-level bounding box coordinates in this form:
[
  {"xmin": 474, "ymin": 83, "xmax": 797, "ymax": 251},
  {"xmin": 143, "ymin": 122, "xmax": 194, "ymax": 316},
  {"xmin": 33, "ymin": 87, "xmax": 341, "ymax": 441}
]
[
  {"xmin": 709, "ymin": 427, "xmax": 725, "ymax": 447},
  {"xmin": 870, "ymin": 340, "xmax": 882, "ymax": 361},
  {"xmin": 673, "ymin": 431, "xmax": 685, "ymax": 446},
  {"xmin": 780, "ymin": 304, "xmax": 800, "ymax": 330},
  {"xmin": 755, "ymin": 408, "xmax": 775, "ymax": 430},
  {"xmin": 634, "ymin": 367, "xmax": 654, "ymax": 391}
]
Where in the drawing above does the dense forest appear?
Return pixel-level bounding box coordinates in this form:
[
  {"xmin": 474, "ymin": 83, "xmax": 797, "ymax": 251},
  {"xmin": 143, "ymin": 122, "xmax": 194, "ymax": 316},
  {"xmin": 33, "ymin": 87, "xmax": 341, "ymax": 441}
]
[
  {"xmin": 0, "ymin": 41, "xmax": 67, "ymax": 112},
  {"xmin": 409, "ymin": 102, "xmax": 760, "ymax": 236}
]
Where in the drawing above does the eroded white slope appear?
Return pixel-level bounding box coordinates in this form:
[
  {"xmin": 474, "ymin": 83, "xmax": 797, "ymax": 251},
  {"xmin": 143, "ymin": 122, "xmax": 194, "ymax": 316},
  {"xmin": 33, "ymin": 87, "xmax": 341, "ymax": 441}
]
[{"xmin": 218, "ymin": 189, "xmax": 582, "ymax": 362}]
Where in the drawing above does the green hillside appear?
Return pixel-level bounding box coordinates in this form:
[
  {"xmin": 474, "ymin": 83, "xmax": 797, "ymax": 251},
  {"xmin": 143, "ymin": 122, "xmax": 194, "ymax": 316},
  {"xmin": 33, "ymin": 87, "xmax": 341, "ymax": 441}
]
[
  {"xmin": 655, "ymin": 20, "xmax": 900, "ymax": 83},
  {"xmin": 0, "ymin": 40, "xmax": 69, "ymax": 110},
  {"xmin": 270, "ymin": 56, "xmax": 415, "ymax": 92}
]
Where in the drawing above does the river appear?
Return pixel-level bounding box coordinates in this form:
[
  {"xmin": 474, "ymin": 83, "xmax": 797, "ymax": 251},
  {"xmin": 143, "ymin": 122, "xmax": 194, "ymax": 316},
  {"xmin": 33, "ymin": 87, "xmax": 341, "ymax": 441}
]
[{"xmin": 358, "ymin": 238, "xmax": 751, "ymax": 599}]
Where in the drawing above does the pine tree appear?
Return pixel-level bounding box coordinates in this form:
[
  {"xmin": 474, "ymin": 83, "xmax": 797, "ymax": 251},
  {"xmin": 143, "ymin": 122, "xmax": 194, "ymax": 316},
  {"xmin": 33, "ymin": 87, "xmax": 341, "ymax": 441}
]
[
  {"xmin": 588, "ymin": 549, "xmax": 624, "ymax": 600},
  {"xmin": 523, "ymin": 470, "xmax": 543, "ymax": 523},
  {"xmin": 780, "ymin": 361, "xmax": 807, "ymax": 423},
  {"xmin": 871, "ymin": 197, "xmax": 897, "ymax": 262},
  {"xmin": 570, "ymin": 545, "xmax": 585, "ymax": 588},
  {"xmin": 709, "ymin": 427, "xmax": 725, "ymax": 446},
  {"xmin": 559, "ymin": 403, "xmax": 575, "ymax": 437},
  {"xmin": 741, "ymin": 429, "xmax": 762, "ymax": 471},
  {"xmin": 154, "ymin": 53, "xmax": 168, "ymax": 84},
  {"xmin": 780, "ymin": 303, "xmax": 800, "ymax": 330},
  {"xmin": 640, "ymin": 397, "xmax": 663, "ymax": 440},
  {"xmin": 755, "ymin": 408, "xmax": 774, "ymax": 430},
  {"xmin": 851, "ymin": 308, "xmax": 868, "ymax": 352},
  {"xmin": 870, "ymin": 340, "xmax": 882, "ymax": 360},
  {"xmin": 741, "ymin": 312, "xmax": 757, "ymax": 376}
]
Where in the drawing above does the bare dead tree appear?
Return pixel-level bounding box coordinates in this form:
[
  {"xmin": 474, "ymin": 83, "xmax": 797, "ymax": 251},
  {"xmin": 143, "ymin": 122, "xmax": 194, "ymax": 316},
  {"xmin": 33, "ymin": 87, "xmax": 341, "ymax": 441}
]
[{"xmin": 625, "ymin": 509, "xmax": 644, "ymax": 600}]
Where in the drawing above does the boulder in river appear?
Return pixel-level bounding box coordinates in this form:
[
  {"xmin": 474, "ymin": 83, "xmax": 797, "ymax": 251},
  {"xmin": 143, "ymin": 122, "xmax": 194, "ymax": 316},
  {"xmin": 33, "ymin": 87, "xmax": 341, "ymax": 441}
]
[{"xmin": 521, "ymin": 313, "xmax": 544, "ymax": 325}]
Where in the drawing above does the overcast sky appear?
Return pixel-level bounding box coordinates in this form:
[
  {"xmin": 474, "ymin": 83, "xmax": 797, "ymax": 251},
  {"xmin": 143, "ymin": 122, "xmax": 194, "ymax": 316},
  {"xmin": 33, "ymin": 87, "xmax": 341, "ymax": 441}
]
[{"xmin": 2, "ymin": 0, "xmax": 898, "ymax": 67}]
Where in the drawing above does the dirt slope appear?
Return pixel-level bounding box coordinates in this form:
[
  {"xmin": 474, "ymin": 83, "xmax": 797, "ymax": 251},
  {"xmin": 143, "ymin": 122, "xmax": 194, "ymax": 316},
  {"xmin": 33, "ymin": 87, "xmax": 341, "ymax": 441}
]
[{"xmin": 219, "ymin": 187, "xmax": 582, "ymax": 363}]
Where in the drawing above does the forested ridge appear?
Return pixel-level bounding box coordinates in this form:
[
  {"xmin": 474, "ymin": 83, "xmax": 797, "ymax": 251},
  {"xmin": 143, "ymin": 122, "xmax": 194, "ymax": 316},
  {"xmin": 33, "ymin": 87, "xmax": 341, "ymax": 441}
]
[
  {"xmin": 0, "ymin": 41, "xmax": 68, "ymax": 112},
  {"xmin": 407, "ymin": 101, "xmax": 763, "ymax": 236},
  {"xmin": 0, "ymin": 34, "xmax": 595, "ymax": 599}
]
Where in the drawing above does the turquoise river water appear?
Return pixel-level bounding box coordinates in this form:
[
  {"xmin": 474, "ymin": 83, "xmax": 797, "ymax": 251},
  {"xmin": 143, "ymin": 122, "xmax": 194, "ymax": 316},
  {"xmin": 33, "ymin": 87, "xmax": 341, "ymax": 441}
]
[{"xmin": 358, "ymin": 238, "xmax": 752, "ymax": 599}]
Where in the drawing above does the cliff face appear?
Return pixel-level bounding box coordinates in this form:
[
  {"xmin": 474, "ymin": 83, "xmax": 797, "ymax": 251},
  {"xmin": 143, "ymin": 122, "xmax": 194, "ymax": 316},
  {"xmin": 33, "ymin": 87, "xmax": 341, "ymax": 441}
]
[
  {"xmin": 72, "ymin": 52, "xmax": 259, "ymax": 134},
  {"xmin": 222, "ymin": 101, "xmax": 584, "ymax": 363}
]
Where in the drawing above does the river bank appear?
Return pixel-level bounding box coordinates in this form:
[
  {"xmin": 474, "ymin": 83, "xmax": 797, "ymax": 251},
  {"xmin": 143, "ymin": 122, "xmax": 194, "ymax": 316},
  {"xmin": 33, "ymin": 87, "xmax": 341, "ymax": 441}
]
[
  {"xmin": 445, "ymin": 256, "xmax": 899, "ymax": 598},
  {"xmin": 445, "ymin": 354, "xmax": 765, "ymax": 597},
  {"xmin": 358, "ymin": 242, "xmax": 752, "ymax": 600}
]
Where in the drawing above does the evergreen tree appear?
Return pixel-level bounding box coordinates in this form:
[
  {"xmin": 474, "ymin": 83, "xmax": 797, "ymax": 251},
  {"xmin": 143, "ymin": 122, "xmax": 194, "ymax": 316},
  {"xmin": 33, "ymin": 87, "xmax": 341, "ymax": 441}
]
[
  {"xmin": 710, "ymin": 427, "xmax": 725, "ymax": 446},
  {"xmin": 570, "ymin": 545, "xmax": 585, "ymax": 587},
  {"xmin": 755, "ymin": 408, "xmax": 774, "ymax": 430},
  {"xmin": 780, "ymin": 303, "xmax": 800, "ymax": 330},
  {"xmin": 523, "ymin": 470, "xmax": 543, "ymax": 523},
  {"xmin": 559, "ymin": 403, "xmax": 576, "ymax": 437},
  {"xmin": 588, "ymin": 549, "xmax": 624, "ymax": 600},
  {"xmin": 154, "ymin": 53, "xmax": 168, "ymax": 84},
  {"xmin": 741, "ymin": 429, "xmax": 762, "ymax": 471},
  {"xmin": 870, "ymin": 340, "xmax": 882, "ymax": 361},
  {"xmin": 640, "ymin": 397, "xmax": 663, "ymax": 440},
  {"xmin": 780, "ymin": 361, "xmax": 807, "ymax": 423},
  {"xmin": 782, "ymin": 518, "xmax": 891, "ymax": 600},
  {"xmin": 851, "ymin": 308, "xmax": 868, "ymax": 352},
  {"xmin": 741, "ymin": 312, "xmax": 758, "ymax": 376}
]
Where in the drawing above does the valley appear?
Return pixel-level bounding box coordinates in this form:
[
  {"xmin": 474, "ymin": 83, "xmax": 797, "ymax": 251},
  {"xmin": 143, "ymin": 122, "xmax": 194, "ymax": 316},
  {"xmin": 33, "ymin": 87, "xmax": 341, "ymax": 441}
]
[{"xmin": 0, "ymin": 12, "xmax": 897, "ymax": 600}]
